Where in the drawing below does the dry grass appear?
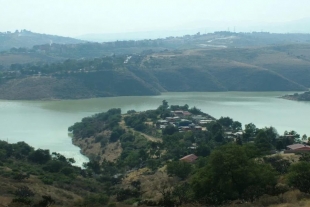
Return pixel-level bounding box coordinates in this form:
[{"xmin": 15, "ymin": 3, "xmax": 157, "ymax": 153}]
[
  {"xmin": 280, "ymin": 153, "xmax": 301, "ymax": 163},
  {"xmin": 72, "ymin": 135, "xmax": 122, "ymax": 163},
  {"xmin": 119, "ymin": 117, "xmax": 162, "ymax": 143},
  {"xmin": 0, "ymin": 173, "xmax": 82, "ymax": 207},
  {"xmin": 101, "ymin": 141, "xmax": 122, "ymax": 162},
  {"xmin": 122, "ymin": 166, "xmax": 170, "ymax": 201},
  {"xmin": 266, "ymin": 153, "xmax": 301, "ymax": 163}
]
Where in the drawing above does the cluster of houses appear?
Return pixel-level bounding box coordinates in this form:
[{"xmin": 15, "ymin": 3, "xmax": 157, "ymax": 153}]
[
  {"xmin": 156, "ymin": 110, "xmax": 310, "ymax": 165},
  {"xmin": 156, "ymin": 110, "xmax": 215, "ymax": 132}
]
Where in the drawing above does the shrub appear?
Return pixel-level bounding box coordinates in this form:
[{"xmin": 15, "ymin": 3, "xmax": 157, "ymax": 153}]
[{"xmin": 83, "ymin": 194, "xmax": 109, "ymax": 206}]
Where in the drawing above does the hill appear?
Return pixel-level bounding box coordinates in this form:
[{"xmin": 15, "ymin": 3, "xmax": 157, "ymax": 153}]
[
  {"xmin": 1, "ymin": 44, "xmax": 310, "ymax": 100},
  {"xmin": 2, "ymin": 104, "xmax": 310, "ymax": 206},
  {"xmin": 67, "ymin": 104, "xmax": 310, "ymax": 207},
  {"xmin": 2, "ymin": 32, "xmax": 310, "ymax": 62},
  {"xmin": 0, "ymin": 30, "xmax": 84, "ymax": 52}
]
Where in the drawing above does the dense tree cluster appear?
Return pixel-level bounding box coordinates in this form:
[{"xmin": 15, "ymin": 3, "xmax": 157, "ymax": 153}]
[{"xmin": 68, "ymin": 108, "xmax": 121, "ymax": 138}]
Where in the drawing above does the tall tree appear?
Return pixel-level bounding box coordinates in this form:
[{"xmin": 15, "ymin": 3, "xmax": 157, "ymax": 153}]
[{"xmin": 191, "ymin": 144, "xmax": 276, "ymax": 204}]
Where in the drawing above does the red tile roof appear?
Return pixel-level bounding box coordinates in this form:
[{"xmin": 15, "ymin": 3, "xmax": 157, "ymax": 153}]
[
  {"xmin": 180, "ymin": 154, "xmax": 198, "ymax": 163},
  {"xmin": 287, "ymin": 144, "xmax": 310, "ymax": 150}
]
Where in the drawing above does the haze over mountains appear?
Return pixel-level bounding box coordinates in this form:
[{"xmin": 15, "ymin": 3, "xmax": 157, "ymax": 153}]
[
  {"xmin": 0, "ymin": 29, "xmax": 84, "ymax": 52},
  {"xmin": 77, "ymin": 18, "xmax": 310, "ymax": 42}
]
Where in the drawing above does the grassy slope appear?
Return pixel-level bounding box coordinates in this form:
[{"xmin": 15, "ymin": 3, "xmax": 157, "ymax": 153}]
[
  {"xmin": 141, "ymin": 48, "xmax": 308, "ymax": 92},
  {"xmin": 0, "ymin": 70, "xmax": 161, "ymax": 100},
  {"xmin": 0, "ymin": 171, "xmax": 82, "ymax": 207}
]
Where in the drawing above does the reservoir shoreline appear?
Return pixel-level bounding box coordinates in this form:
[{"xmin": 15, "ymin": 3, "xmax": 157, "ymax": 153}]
[{"xmin": 1, "ymin": 91, "xmax": 309, "ymax": 166}]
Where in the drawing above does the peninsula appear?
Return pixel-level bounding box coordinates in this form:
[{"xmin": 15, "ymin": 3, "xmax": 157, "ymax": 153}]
[{"xmin": 281, "ymin": 91, "xmax": 310, "ymax": 101}]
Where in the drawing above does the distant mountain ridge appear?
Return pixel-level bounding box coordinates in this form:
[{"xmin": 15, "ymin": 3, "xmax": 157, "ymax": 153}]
[
  {"xmin": 0, "ymin": 29, "xmax": 85, "ymax": 51},
  {"xmin": 2, "ymin": 32, "xmax": 310, "ymax": 69},
  {"xmin": 0, "ymin": 44, "xmax": 310, "ymax": 100},
  {"xmin": 77, "ymin": 18, "xmax": 310, "ymax": 42}
]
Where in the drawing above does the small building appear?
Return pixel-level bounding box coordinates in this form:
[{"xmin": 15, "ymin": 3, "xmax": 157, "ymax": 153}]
[
  {"xmin": 192, "ymin": 115, "xmax": 205, "ymax": 121},
  {"xmin": 180, "ymin": 126, "xmax": 191, "ymax": 131},
  {"xmin": 199, "ymin": 119, "xmax": 214, "ymax": 125},
  {"xmin": 156, "ymin": 120, "xmax": 168, "ymax": 128},
  {"xmin": 234, "ymin": 131, "xmax": 243, "ymax": 137},
  {"xmin": 173, "ymin": 110, "xmax": 191, "ymax": 117},
  {"xmin": 173, "ymin": 111, "xmax": 184, "ymax": 116},
  {"xmin": 165, "ymin": 116, "xmax": 180, "ymax": 122},
  {"xmin": 180, "ymin": 154, "xmax": 198, "ymax": 163},
  {"xmin": 183, "ymin": 111, "xmax": 192, "ymax": 116},
  {"xmin": 286, "ymin": 144, "xmax": 310, "ymax": 151}
]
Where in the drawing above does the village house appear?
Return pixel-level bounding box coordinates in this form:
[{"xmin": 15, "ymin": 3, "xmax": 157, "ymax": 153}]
[
  {"xmin": 286, "ymin": 144, "xmax": 310, "ymax": 151},
  {"xmin": 165, "ymin": 116, "xmax": 180, "ymax": 123},
  {"xmin": 172, "ymin": 110, "xmax": 192, "ymax": 117},
  {"xmin": 180, "ymin": 154, "xmax": 198, "ymax": 163},
  {"xmin": 156, "ymin": 120, "xmax": 168, "ymax": 129},
  {"xmin": 198, "ymin": 119, "xmax": 214, "ymax": 125}
]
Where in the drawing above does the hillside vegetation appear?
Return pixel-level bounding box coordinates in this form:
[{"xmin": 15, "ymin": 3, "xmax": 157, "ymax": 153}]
[
  {"xmin": 2, "ymin": 102, "xmax": 310, "ymax": 206},
  {"xmin": 67, "ymin": 102, "xmax": 310, "ymax": 206},
  {"xmin": 1, "ymin": 43, "xmax": 310, "ymax": 99},
  {"xmin": 0, "ymin": 141, "xmax": 116, "ymax": 207}
]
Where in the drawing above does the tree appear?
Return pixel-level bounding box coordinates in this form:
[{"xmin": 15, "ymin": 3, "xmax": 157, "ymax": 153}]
[
  {"xmin": 147, "ymin": 159, "xmax": 160, "ymax": 171},
  {"xmin": 232, "ymin": 121, "xmax": 242, "ymax": 131},
  {"xmin": 84, "ymin": 160, "xmax": 101, "ymax": 174},
  {"xmin": 83, "ymin": 194, "xmax": 109, "ymax": 206},
  {"xmin": 254, "ymin": 130, "xmax": 273, "ymax": 155},
  {"xmin": 299, "ymin": 153, "xmax": 310, "ymax": 162},
  {"xmin": 11, "ymin": 186, "xmax": 35, "ymax": 206},
  {"xmin": 167, "ymin": 161, "xmax": 192, "ymax": 180},
  {"xmin": 188, "ymin": 107, "xmax": 201, "ymax": 115},
  {"xmin": 35, "ymin": 195, "xmax": 55, "ymax": 207},
  {"xmin": 302, "ymin": 134, "xmax": 308, "ymax": 141},
  {"xmin": 286, "ymin": 130, "xmax": 301, "ymax": 142},
  {"xmin": 263, "ymin": 155, "xmax": 290, "ymax": 174},
  {"xmin": 195, "ymin": 144, "xmax": 211, "ymax": 157},
  {"xmin": 110, "ymin": 127, "xmax": 125, "ymax": 142},
  {"xmin": 28, "ymin": 149, "xmax": 51, "ymax": 164},
  {"xmin": 206, "ymin": 121, "xmax": 222, "ymax": 136},
  {"xmin": 173, "ymin": 182, "xmax": 194, "ymax": 205},
  {"xmin": 191, "ymin": 144, "xmax": 276, "ymax": 204},
  {"xmin": 263, "ymin": 126, "xmax": 278, "ymax": 146},
  {"xmin": 162, "ymin": 100, "xmax": 169, "ymax": 109},
  {"xmin": 124, "ymin": 151, "xmax": 140, "ymax": 168},
  {"xmin": 12, "ymin": 172, "xmax": 30, "ymax": 181},
  {"xmin": 287, "ymin": 162, "xmax": 310, "ymax": 193},
  {"xmin": 218, "ymin": 117, "xmax": 233, "ymax": 128},
  {"xmin": 162, "ymin": 125, "xmax": 178, "ymax": 135},
  {"xmin": 243, "ymin": 123, "xmax": 257, "ymax": 142}
]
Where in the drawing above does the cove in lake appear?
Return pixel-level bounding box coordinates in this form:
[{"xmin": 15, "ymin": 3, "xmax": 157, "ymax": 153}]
[{"xmin": 0, "ymin": 91, "xmax": 309, "ymax": 166}]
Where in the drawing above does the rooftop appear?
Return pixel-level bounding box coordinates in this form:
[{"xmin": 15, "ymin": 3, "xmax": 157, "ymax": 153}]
[
  {"xmin": 180, "ymin": 154, "xmax": 198, "ymax": 163},
  {"xmin": 287, "ymin": 144, "xmax": 310, "ymax": 150}
]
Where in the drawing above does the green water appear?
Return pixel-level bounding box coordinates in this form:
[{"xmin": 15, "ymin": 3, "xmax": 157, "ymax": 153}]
[{"xmin": 1, "ymin": 91, "xmax": 309, "ymax": 166}]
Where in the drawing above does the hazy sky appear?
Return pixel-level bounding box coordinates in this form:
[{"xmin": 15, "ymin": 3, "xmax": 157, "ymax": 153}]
[{"xmin": 1, "ymin": 0, "xmax": 310, "ymax": 37}]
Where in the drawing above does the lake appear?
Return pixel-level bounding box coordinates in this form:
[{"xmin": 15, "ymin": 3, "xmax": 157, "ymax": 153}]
[{"xmin": 0, "ymin": 91, "xmax": 309, "ymax": 166}]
